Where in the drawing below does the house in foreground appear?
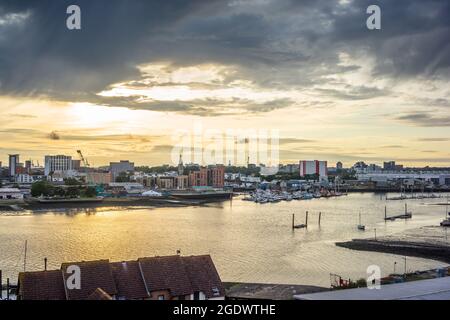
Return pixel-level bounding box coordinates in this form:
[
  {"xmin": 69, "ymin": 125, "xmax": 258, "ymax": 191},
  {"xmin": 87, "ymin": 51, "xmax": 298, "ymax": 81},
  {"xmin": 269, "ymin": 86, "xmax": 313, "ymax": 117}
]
[{"xmin": 17, "ymin": 255, "xmax": 225, "ymax": 300}]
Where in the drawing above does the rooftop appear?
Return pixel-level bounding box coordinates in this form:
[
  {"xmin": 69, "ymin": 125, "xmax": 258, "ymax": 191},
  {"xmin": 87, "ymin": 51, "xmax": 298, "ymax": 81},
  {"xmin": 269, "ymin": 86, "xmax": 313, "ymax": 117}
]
[{"xmin": 294, "ymin": 277, "xmax": 450, "ymax": 300}]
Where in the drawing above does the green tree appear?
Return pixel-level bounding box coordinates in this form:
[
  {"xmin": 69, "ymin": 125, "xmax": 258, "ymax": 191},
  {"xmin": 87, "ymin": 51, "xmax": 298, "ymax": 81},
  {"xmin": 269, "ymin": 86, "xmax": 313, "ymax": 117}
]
[
  {"xmin": 64, "ymin": 177, "xmax": 81, "ymax": 186},
  {"xmin": 66, "ymin": 186, "xmax": 81, "ymax": 198},
  {"xmin": 31, "ymin": 181, "xmax": 54, "ymax": 197},
  {"xmin": 83, "ymin": 187, "xmax": 97, "ymax": 198}
]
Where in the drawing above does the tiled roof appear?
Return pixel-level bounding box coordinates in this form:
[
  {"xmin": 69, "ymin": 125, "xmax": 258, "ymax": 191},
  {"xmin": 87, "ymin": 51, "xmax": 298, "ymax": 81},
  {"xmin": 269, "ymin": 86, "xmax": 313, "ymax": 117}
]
[
  {"xmin": 181, "ymin": 255, "xmax": 225, "ymax": 299},
  {"xmin": 17, "ymin": 255, "xmax": 224, "ymax": 300},
  {"xmin": 61, "ymin": 259, "xmax": 117, "ymax": 300},
  {"xmin": 18, "ymin": 270, "xmax": 66, "ymax": 300},
  {"xmin": 111, "ymin": 260, "xmax": 149, "ymax": 299},
  {"xmin": 138, "ymin": 255, "xmax": 193, "ymax": 297}
]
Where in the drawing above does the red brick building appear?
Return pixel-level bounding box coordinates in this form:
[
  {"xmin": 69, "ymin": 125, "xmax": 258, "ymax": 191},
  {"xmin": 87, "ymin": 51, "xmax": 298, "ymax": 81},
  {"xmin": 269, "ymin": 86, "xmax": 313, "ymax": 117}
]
[{"xmin": 188, "ymin": 165, "xmax": 224, "ymax": 188}]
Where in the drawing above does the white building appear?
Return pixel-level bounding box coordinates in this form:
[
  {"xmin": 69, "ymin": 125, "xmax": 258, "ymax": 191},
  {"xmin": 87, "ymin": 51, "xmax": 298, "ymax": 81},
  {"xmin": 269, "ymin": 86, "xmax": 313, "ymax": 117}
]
[
  {"xmin": 357, "ymin": 172, "xmax": 450, "ymax": 186},
  {"xmin": 44, "ymin": 155, "xmax": 73, "ymax": 176},
  {"xmin": 15, "ymin": 174, "xmax": 35, "ymax": 184},
  {"xmin": 299, "ymin": 160, "xmax": 328, "ymax": 178},
  {"xmin": 0, "ymin": 188, "xmax": 23, "ymax": 200}
]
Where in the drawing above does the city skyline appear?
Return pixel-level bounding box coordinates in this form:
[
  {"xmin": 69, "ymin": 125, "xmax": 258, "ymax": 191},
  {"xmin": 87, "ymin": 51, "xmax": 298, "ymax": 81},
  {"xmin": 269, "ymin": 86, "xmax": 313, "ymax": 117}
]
[{"xmin": 1, "ymin": 0, "xmax": 449, "ymax": 167}]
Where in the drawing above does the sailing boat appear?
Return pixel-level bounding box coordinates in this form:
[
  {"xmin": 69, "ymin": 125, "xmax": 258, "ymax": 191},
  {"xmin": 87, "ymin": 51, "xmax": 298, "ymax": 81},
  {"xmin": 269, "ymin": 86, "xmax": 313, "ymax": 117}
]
[{"xmin": 357, "ymin": 212, "xmax": 365, "ymax": 231}]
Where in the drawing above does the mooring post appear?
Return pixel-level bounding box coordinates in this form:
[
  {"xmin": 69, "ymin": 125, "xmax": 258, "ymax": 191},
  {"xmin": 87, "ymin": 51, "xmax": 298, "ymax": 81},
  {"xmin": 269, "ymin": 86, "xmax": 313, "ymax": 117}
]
[
  {"xmin": 318, "ymin": 212, "xmax": 322, "ymax": 225},
  {"xmin": 385, "ymin": 206, "xmax": 387, "ymax": 220},
  {"xmin": 305, "ymin": 211, "xmax": 309, "ymax": 227},
  {"xmin": 292, "ymin": 214, "xmax": 295, "ymax": 229}
]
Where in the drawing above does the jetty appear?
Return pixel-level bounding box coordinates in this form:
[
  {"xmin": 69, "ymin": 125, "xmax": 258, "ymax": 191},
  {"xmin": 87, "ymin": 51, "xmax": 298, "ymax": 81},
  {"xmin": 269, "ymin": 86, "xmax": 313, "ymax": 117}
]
[
  {"xmin": 336, "ymin": 226, "xmax": 450, "ymax": 264},
  {"xmin": 292, "ymin": 212, "xmax": 308, "ymax": 229},
  {"xmin": 384, "ymin": 204, "xmax": 412, "ymax": 221}
]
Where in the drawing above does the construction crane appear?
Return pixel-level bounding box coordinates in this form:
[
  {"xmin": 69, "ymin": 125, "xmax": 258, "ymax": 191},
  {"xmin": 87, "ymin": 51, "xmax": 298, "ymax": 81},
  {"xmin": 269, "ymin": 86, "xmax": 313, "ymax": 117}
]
[
  {"xmin": 77, "ymin": 150, "xmax": 90, "ymax": 167},
  {"xmin": 77, "ymin": 150, "xmax": 94, "ymax": 185}
]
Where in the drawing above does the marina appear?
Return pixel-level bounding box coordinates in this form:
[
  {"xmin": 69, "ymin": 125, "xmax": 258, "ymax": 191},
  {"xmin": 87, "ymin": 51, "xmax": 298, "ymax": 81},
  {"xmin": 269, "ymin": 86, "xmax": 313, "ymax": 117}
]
[{"xmin": 243, "ymin": 189, "xmax": 346, "ymax": 204}]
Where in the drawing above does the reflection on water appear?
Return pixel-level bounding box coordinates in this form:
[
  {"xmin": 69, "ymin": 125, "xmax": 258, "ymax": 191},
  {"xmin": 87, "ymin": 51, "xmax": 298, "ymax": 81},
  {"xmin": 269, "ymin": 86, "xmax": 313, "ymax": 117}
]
[{"xmin": 0, "ymin": 193, "xmax": 448, "ymax": 287}]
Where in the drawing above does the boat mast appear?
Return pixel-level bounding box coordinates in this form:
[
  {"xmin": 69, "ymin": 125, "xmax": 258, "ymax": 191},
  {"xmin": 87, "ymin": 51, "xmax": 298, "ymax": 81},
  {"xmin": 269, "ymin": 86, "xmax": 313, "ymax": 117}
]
[{"xmin": 23, "ymin": 240, "xmax": 28, "ymax": 272}]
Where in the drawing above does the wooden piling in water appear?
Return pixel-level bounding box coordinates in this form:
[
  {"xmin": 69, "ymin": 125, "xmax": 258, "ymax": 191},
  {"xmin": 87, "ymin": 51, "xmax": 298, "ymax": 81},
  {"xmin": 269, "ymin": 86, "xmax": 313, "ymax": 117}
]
[
  {"xmin": 305, "ymin": 211, "xmax": 309, "ymax": 227},
  {"xmin": 318, "ymin": 212, "xmax": 322, "ymax": 225},
  {"xmin": 292, "ymin": 214, "xmax": 295, "ymax": 230}
]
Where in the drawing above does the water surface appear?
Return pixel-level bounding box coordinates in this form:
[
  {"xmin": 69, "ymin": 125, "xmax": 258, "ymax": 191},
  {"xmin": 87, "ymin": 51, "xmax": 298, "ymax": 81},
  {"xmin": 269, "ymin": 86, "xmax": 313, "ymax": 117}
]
[{"xmin": 0, "ymin": 193, "xmax": 448, "ymax": 287}]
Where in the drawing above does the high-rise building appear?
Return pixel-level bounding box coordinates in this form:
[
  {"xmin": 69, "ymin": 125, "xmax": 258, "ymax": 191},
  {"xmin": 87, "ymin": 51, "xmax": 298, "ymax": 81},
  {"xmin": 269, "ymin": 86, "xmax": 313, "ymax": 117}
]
[
  {"xmin": 44, "ymin": 155, "xmax": 73, "ymax": 176},
  {"xmin": 8, "ymin": 154, "xmax": 19, "ymax": 177},
  {"xmin": 299, "ymin": 160, "xmax": 328, "ymax": 178}
]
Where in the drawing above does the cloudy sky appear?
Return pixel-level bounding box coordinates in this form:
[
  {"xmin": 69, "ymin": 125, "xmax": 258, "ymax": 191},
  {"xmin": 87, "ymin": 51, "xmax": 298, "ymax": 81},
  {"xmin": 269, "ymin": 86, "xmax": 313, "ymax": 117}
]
[{"xmin": 0, "ymin": 0, "xmax": 449, "ymax": 167}]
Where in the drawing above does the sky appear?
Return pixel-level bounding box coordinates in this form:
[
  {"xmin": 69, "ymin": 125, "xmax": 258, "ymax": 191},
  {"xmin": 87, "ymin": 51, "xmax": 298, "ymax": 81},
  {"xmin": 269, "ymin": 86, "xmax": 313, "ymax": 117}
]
[{"xmin": 0, "ymin": 0, "xmax": 449, "ymax": 167}]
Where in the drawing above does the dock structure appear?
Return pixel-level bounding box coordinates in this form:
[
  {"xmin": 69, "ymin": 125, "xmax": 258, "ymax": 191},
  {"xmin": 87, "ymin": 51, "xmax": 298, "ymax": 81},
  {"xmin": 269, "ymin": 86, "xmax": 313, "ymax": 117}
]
[
  {"xmin": 292, "ymin": 212, "xmax": 308, "ymax": 229},
  {"xmin": 384, "ymin": 204, "xmax": 412, "ymax": 221}
]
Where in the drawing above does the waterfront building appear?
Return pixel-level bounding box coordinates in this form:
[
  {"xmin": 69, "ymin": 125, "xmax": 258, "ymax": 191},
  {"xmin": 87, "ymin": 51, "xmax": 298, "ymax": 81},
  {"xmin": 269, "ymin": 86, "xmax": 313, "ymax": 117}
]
[
  {"xmin": 357, "ymin": 172, "xmax": 450, "ymax": 186},
  {"xmin": 189, "ymin": 167, "xmax": 208, "ymax": 187},
  {"xmin": 16, "ymin": 255, "xmax": 225, "ymax": 300},
  {"xmin": 208, "ymin": 165, "xmax": 225, "ymax": 188},
  {"xmin": 0, "ymin": 187, "xmax": 23, "ymax": 200},
  {"xmin": 186, "ymin": 165, "xmax": 225, "ymax": 188},
  {"xmin": 8, "ymin": 154, "xmax": 19, "ymax": 177},
  {"xmin": 156, "ymin": 176, "xmax": 176, "ymax": 189},
  {"xmin": 176, "ymin": 175, "xmax": 189, "ymax": 189},
  {"xmin": 110, "ymin": 160, "xmax": 135, "ymax": 181},
  {"xmin": 299, "ymin": 160, "xmax": 328, "ymax": 178},
  {"xmin": 44, "ymin": 155, "xmax": 73, "ymax": 176}
]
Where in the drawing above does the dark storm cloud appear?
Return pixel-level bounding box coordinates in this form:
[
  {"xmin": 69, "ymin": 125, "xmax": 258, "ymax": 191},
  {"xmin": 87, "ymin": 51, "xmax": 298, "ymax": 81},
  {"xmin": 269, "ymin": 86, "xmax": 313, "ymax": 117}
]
[
  {"xmin": 315, "ymin": 85, "xmax": 389, "ymax": 100},
  {"xmin": 0, "ymin": 0, "xmax": 449, "ymax": 112},
  {"xmin": 396, "ymin": 112, "xmax": 450, "ymax": 127}
]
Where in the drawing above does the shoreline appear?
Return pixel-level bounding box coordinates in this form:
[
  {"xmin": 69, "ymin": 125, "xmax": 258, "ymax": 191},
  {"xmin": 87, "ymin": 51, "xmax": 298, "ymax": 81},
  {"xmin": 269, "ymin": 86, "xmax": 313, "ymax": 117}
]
[
  {"xmin": 0, "ymin": 197, "xmax": 232, "ymax": 212},
  {"xmin": 336, "ymin": 226, "xmax": 450, "ymax": 264}
]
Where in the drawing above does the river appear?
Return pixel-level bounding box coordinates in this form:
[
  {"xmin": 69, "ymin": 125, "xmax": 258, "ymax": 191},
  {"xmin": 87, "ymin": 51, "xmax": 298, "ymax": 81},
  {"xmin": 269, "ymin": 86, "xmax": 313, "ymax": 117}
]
[{"xmin": 0, "ymin": 192, "xmax": 448, "ymax": 287}]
